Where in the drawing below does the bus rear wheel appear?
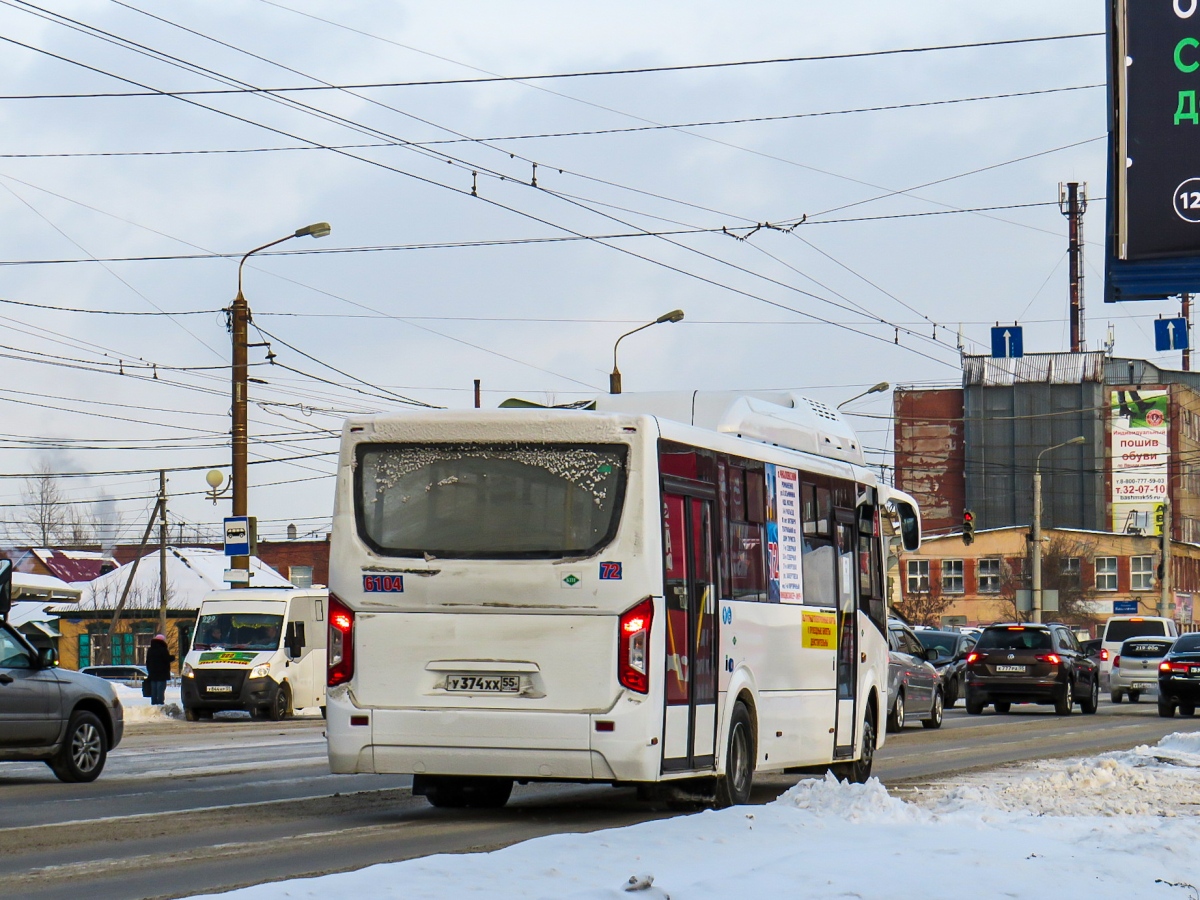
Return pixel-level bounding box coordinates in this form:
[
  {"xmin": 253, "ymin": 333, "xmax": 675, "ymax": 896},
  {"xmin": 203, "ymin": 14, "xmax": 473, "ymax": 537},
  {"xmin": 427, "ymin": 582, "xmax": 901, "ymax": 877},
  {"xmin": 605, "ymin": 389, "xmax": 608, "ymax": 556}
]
[
  {"xmin": 416, "ymin": 775, "xmax": 513, "ymax": 809},
  {"xmin": 714, "ymin": 701, "xmax": 754, "ymax": 807}
]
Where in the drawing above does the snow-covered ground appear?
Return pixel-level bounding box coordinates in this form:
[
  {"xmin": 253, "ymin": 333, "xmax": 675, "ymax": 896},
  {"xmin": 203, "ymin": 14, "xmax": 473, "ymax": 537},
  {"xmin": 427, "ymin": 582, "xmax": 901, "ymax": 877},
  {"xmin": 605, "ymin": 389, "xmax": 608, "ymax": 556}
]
[
  {"xmin": 113, "ymin": 683, "xmax": 321, "ymax": 722},
  {"xmin": 196, "ymin": 733, "xmax": 1200, "ymax": 900}
]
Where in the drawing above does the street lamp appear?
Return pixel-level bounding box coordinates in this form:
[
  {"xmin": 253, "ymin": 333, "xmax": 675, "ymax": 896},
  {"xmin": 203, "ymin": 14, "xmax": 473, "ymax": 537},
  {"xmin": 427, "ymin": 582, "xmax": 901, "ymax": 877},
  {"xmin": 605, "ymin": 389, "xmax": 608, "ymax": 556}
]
[
  {"xmin": 229, "ymin": 222, "xmax": 330, "ymax": 579},
  {"xmin": 837, "ymin": 381, "xmax": 889, "ymax": 409},
  {"xmin": 609, "ymin": 309, "xmax": 684, "ymax": 394},
  {"xmin": 1031, "ymin": 435, "xmax": 1085, "ymax": 622}
]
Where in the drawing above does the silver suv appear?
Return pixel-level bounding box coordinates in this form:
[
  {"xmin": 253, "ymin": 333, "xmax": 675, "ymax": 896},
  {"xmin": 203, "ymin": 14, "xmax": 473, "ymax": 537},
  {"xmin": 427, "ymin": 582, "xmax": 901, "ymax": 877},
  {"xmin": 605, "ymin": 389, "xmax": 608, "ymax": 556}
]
[{"xmin": 0, "ymin": 563, "xmax": 124, "ymax": 782}]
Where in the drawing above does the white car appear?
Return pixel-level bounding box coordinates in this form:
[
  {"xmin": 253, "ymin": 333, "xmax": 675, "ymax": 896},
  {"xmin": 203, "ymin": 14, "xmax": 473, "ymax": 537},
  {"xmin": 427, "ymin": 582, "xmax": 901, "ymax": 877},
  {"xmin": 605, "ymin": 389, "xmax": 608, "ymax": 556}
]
[
  {"xmin": 1110, "ymin": 637, "xmax": 1175, "ymax": 703},
  {"xmin": 1099, "ymin": 616, "xmax": 1178, "ymax": 689}
]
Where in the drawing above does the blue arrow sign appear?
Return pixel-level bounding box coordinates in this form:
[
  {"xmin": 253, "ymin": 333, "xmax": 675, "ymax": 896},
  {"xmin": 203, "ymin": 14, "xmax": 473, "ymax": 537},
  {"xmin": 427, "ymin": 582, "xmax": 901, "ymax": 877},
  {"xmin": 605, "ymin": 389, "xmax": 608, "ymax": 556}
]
[
  {"xmin": 1154, "ymin": 317, "xmax": 1189, "ymax": 351},
  {"xmin": 990, "ymin": 325, "xmax": 1024, "ymax": 359}
]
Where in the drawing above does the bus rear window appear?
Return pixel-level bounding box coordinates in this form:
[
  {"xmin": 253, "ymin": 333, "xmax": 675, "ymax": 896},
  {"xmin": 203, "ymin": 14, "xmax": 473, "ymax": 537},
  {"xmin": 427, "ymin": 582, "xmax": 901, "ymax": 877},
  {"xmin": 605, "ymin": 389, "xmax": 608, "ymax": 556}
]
[{"xmin": 355, "ymin": 443, "xmax": 628, "ymax": 559}]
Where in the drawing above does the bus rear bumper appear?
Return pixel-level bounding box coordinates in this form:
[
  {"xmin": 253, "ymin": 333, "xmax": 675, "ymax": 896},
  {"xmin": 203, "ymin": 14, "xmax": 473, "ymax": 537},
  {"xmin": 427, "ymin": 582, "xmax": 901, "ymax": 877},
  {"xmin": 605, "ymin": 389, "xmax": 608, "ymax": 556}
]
[{"xmin": 326, "ymin": 691, "xmax": 659, "ymax": 782}]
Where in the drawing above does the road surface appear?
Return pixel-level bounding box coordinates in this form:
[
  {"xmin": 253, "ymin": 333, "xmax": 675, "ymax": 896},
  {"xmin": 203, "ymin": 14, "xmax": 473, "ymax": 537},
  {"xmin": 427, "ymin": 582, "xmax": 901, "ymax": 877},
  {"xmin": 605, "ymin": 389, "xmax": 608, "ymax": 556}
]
[{"xmin": 1, "ymin": 701, "xmax": 1194, "ymax": 900}]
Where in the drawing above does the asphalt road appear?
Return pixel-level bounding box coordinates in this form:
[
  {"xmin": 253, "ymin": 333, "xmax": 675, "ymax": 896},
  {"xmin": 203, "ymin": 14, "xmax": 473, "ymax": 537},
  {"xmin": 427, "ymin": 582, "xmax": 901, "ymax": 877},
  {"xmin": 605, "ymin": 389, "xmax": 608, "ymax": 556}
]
[{"xmin": 1, "ymin": 700, "xmax": 1195, "ymax": 900}]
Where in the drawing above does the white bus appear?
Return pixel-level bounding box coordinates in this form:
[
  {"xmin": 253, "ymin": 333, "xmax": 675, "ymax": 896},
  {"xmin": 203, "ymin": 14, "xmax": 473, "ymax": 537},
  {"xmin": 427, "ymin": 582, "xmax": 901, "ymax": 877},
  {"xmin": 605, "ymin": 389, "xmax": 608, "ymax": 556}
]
[{"xmin": 326, "ymin": 392, "xmax": 921, "ymax": 807}]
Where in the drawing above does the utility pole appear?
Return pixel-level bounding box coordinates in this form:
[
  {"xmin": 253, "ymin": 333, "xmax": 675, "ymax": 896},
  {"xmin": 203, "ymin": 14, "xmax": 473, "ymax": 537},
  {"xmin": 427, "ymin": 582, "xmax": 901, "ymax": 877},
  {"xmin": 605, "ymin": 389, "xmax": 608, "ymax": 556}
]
[
  {"xmin": 1160, "ymin": 495, "xmax": 1172, "ymax": 618},
  {"xmin": 474, "ymin": 378, "xmax": 481, "ymax": 409},
  {"xmin": 157, "ymin": 471, "xmax": 169, "ymax": 636},
  {"xmin": 1032, "ymin": 466, "xmax": 1044, "ymax": 624},
  {"xmin": 229, "ymin": 223, "xmax": 330, "ymax": 583},
  {"xmin": 1184, "ymin": 293, "xmax": 1192, "ymax": 372},
  {"xmin": 1060, "ymin": 182, "xmax": 1088, "ymax": 352}
]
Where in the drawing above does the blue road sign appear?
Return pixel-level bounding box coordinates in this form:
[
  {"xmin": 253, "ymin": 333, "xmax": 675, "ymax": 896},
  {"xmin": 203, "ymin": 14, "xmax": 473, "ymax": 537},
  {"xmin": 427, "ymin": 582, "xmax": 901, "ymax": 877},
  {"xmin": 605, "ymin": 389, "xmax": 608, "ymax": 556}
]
[
  {"xmin": 1154, "ymin": 317, "xmax": 1189, "ymax": 351},
  {"xmin": 224, "ymin": 516, "xmax": 251, "ymax": 557},
  {"xmin": 1112, "ymin": 600, "xmax": 1140, "ymax": 616},
  {"xmin": 990, "ymin": 325, "xmax": 1024, "ymax": 359}
]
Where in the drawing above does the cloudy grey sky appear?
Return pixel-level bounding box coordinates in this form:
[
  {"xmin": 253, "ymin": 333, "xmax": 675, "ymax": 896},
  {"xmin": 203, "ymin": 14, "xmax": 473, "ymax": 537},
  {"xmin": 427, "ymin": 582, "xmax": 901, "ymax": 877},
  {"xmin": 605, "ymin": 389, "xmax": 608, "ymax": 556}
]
[{"xmin": 0, "ymin": 1, "xmax": 1173, "ymax": 546}]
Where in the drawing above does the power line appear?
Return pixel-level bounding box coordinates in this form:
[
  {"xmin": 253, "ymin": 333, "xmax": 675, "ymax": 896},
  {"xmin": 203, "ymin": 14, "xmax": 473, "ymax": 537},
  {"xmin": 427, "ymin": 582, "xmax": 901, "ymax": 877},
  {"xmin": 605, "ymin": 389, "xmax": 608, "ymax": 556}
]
[{"xmin": 0, "ymin": 31, "xmax": 1104, "ymax": 97}]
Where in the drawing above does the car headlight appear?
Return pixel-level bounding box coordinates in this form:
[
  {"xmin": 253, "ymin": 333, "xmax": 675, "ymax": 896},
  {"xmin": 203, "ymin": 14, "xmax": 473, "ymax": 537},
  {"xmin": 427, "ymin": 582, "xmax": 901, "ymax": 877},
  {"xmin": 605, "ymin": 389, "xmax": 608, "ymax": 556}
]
[
  {"xmin": 251, "ymin": 664, "xmax": 272, "ymax": 679},
  {"xmin": 182, "ymin": 663, "xmax": 194, "ymax": 678}
]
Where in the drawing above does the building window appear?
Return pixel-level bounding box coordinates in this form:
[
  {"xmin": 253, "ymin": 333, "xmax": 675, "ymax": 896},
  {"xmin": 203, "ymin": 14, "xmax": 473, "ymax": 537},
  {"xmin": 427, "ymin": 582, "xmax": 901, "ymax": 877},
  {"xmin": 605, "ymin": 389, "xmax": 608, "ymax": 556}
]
[
  {"xmin": 1095, "ymin": 556, "xmax": 1118, "ymax": 592},
  {"xmin": 1131, "ymin": 556, "xmax": 1155, "ymax": 592},
  {"xmin": 978, "ymin": 558, "xmax": 1001, "ymax": 594},
  {"xmin": 1060, "ymin": 557, "xmax": 1080, "ymax": 585},
  {"xmin": 941, "ymin": 559, "xmax": 964, "ymax": 594},
  {"xmin": 907, "ymin": 559, "xmax": 930, "ymax": 594},
  {"xmin": 289, "ymin": 565, "xmax": 314, "ymax": 589}
]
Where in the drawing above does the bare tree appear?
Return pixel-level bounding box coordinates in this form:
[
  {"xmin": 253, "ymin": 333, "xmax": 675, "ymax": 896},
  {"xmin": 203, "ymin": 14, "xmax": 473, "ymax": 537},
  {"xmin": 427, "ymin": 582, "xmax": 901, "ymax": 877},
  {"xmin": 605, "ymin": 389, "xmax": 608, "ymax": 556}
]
[
  {"xmin": 997, "ymin": 534, "xmax": 1101, "ymax": 628},
  {"xmin": 894, "ymin": 577, "xmax": 953, "ymax": 627},
  {"xmin": 15, "ymin": 463, "xmax": 103, "ymax": 548}
]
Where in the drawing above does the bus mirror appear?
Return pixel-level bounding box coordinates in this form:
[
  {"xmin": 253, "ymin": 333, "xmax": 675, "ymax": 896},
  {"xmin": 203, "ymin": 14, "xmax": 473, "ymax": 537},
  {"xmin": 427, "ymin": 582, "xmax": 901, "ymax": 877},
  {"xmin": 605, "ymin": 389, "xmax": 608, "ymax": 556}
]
[
  {"xmin": 895, "ymin": 502, "xmax": 921, "ymax": 551},
  {"xmin": 285, "ymin": 621, "xmax": 306, "ymax": 658},
  {"xmin": 0, "ymin": 559, "xmax": 11, "ymax": 621}
]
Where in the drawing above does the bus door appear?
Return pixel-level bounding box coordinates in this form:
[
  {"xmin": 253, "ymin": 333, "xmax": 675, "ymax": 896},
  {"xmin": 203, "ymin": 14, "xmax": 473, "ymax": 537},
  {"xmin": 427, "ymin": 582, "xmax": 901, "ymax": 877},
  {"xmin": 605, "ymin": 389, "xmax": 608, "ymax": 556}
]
[
  {"xmin": 832, "ymin": 510, "xmax": 859, "ymax": 758},
  {"xmin": 661, "ymin": 484, "xmax": 718, "ymax": 772}
]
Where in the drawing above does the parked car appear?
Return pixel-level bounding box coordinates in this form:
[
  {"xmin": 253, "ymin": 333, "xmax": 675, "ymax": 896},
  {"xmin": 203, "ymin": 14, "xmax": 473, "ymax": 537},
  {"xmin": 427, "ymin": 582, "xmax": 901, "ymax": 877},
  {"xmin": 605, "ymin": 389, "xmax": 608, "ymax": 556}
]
[
  {"xmin": 914, "ymin": 629, "xmax": 976, "ymax": 707},
  {"xmin": 80, "ymin": 664, "xmax": 148, "ymax": 686},
  {"xmin": 886, "ymin": 620, "xmax": 943, "ymax": 731},
  {"xmin": 1, "ymin": 620, "xmax": 125, "ymax": 782},
  {"xmin": 964, "ymin": 623, "xmax": 1100, "ymax": 716},
  {"xmin": 1099, "ymin": 616, "xmax": 1178, "ymax": 689},
  {"xmin": 1157, "ymin": 633, "xmax": 1200, "ymax": 718},
  {"xmin": 1110, "ymin": 637, "xmax": 1174, "ymax": 703}
]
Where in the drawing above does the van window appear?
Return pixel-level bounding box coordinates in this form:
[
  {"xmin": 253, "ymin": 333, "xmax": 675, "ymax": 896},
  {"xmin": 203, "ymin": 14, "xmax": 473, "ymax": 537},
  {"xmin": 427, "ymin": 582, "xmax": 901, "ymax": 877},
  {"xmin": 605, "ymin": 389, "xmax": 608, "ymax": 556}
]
[{"xmin": 1104, "ymin": 620, "xmax": 1168, "ymax": 643}]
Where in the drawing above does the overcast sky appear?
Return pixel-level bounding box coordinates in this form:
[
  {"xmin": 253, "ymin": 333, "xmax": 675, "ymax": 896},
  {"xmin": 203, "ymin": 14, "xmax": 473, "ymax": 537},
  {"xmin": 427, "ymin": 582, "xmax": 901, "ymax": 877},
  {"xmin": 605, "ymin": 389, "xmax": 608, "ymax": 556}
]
[{"xmin": 0, "ymin": 0, "xmax": 1176, "ymax": 548}]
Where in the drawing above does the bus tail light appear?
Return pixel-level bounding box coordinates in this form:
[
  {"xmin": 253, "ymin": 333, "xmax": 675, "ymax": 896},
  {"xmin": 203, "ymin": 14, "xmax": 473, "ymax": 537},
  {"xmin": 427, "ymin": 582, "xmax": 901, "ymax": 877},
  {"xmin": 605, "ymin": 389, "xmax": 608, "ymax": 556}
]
[
  {"xmin": 618, "ymin": 597, "xmax": 653, "ymax": 694},
  {"xmin": 328, "ymin": 593, "xmax": 355, "ymax": 687}
]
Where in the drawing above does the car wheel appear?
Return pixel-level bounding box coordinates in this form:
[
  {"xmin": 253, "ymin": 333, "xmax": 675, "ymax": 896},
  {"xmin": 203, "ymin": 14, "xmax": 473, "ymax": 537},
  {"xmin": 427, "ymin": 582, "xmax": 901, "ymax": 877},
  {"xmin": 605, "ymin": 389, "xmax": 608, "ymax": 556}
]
[
  {"xmin": 1054, "ymin": 680, "xmax": 1074, "ymax": 716},
  {"xmin": 945, "ymin": 676, "xmax": 959, "ymax": 708},
  {"xmin": 993, "ymin": 701, "xmax": 1011, "ymax": 714},
  {"xmin": 965, "ymin": 692, "xmax": 986, "ymax": 715},
  {"xmin": 1159, "ymin": 702, "xmax": 1177, "ymax": 718},
  {"xmin": 1080, "ymin": 677, "xmax": 1100, "ymax": 715},
  {"xmin": 267, "ymin": 683, "xmax": 291, "ymax": 722},
  {"xmin": 832, "ymin": 704, "xmax": 876, "ymax": 784},
  {"xmin": 1129, "ymin": 691, "xmax": 1141, "ymax": 703},
  {"xmin": 1181, "ymin": 704, "xmax": 1197, "ymax": 717},
  {"xmin": 50, "ymin": 710, "xmax": 108, "ymax": 783},
  {"xmin": 1111, "ymin": 690, "xmax": 1124, "ymax": 704},
  {"xmin": 922, "ymin": 688, "xmax": 944, "ymax": 729},
  {"xmin": 418, "ymin": 776, "xmax": 514, "ymax": 808},
  {"xmin": 887, "ymin": 690, "xmax": 905, "ymax": 733},
  {"xmin": 715, "ymin": 701, "xmax": 755, "ymax": 807},
  {"xmin": 184, "ymin": 706, "xmax": 200, "ymax": 722}
]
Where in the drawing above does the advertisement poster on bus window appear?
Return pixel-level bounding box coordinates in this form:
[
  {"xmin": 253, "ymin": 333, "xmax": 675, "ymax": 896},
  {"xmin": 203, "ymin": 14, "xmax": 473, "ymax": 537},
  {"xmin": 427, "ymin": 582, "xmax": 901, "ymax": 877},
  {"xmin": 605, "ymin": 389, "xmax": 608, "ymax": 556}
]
[
  {"xmin": 765, "ymin": 464, "xmax": 803, "ymax": 604},
  {"xmin": 1110, "ymin": 389, "xmax": 1169, "ymax": 536}
]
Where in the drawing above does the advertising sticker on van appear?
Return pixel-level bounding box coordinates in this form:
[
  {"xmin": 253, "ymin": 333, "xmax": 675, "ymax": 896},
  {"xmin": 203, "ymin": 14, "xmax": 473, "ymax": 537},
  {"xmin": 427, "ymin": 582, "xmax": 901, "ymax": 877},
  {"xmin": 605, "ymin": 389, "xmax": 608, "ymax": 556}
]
[{"xmin": 198, "ymin": 651, "xmax": 258, "ymax": 665}]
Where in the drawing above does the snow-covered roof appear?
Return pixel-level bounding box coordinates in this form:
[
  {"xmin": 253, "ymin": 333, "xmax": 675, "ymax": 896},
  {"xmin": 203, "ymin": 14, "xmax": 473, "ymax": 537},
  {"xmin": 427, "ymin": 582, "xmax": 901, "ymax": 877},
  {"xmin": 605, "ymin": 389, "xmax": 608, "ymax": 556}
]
[
  {"xmin": 68, "ymin": 547, "xmax": 292, "ymax": 613},
  {"xmin": 13, "ymin": 572, "xmax": 82, "ymax": 602},
  {"xmin": 6, "ymin": 600, "xmax": 60, "ymax": 627}
]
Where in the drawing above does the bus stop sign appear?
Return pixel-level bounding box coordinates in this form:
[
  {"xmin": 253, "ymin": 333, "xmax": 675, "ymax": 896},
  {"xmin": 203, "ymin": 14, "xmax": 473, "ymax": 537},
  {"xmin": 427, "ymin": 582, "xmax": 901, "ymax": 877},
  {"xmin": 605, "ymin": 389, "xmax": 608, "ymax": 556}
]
[{"xmin": 224, "ymin": 516, "xmax": 251, "ymax": 557}]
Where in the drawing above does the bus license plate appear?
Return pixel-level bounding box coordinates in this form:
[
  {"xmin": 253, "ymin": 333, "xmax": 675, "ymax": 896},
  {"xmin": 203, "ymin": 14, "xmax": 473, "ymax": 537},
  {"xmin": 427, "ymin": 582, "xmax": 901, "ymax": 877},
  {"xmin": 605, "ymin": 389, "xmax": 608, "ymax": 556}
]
[
  {"xmin": 207, "ymin": 685, "xmax": 233, "ymax": 693},
  {"xmin": 445, "ymin": 674, "xmax": 519, "ymax": 693},
  {"xmin": 995, "ymin": 665, "xmax": 1025, "ymax": 673}
]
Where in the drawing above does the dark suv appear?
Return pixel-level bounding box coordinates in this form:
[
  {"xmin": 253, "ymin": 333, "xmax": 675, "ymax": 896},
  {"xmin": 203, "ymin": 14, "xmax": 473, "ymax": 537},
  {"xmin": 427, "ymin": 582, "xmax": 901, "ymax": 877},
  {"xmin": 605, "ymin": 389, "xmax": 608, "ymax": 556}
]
[{"xmin": 964, "ymin": 623, "xmax": 1099, "ymax": 716}]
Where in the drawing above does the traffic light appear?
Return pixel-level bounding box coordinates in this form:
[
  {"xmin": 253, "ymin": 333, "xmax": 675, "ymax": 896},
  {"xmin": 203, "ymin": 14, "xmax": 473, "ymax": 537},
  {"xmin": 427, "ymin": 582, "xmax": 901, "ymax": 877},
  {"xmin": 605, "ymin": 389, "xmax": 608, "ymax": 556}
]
[{"xmin": 962, "ymin": 510, "xmax": 975, "ymax": 545}]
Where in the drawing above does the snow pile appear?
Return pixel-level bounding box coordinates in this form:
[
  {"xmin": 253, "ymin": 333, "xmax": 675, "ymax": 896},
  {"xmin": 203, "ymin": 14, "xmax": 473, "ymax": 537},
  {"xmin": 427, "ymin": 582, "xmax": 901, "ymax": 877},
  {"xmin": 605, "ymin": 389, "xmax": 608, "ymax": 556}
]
[
  {"xmin": 198, "ymin": 732, "xmax": 1200, "ymax": 900},
  {"xmin": 113, "ymin": 683, "xmax": 184, "ymax": 722}
]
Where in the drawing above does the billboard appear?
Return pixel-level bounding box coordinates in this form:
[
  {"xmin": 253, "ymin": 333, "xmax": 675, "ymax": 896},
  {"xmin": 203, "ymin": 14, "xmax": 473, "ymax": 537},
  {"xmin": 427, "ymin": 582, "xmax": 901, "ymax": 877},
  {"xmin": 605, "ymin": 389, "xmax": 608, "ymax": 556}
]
[
  {"xmin": 1106, "ymin": 0, "xmax": 1200, "ymax": 299},
  {"xmin": 1111, "ymin": 389, "xmax": 1169, "ymax": 533}
]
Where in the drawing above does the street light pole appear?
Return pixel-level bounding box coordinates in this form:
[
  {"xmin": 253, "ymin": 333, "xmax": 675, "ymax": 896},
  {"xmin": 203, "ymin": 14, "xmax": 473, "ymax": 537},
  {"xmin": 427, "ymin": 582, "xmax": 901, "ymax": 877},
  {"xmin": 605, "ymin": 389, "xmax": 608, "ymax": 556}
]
[
  {"xmin": 837, "ymin": 381, "xmax": 889, "ymax": 409},
  {"xmin": 229, "ymin": 222, "xmax": 330, "ymax": 578},
  {"xmin": 1032, "ymin": 436, "xmax": 1085, "ymax": 623},
  {"xmin": 609, "ymin": 309, "xmax": 684, "ymax": 394}
]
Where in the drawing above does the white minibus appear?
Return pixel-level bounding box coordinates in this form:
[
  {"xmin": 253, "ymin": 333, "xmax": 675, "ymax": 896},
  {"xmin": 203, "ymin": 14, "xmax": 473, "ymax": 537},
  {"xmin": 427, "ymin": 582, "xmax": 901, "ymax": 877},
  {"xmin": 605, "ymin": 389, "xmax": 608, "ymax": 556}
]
[{"xmin": 326, "ymin": 392, "xmax": 920, "ymax": 807}]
